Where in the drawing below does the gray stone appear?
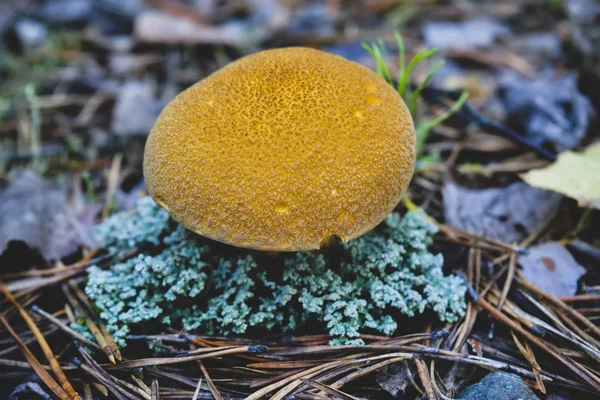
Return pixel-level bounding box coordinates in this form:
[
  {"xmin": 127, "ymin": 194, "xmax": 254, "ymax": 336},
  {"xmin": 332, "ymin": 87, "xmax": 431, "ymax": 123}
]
[{"xmin": 459, "ymin": 372, "xmax": 540, "ymax": 400}]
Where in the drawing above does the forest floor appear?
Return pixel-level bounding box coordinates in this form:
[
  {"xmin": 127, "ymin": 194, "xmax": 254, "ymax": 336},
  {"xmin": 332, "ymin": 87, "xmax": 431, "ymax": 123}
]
[{"xmin": 0, "ymin": 0, "xmax": 599, "ymax": 399}]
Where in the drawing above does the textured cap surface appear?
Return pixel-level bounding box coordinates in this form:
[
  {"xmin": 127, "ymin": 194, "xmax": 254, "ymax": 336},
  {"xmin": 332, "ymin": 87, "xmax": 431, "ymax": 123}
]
[{"xmin": 143, "ymin": 47, "xmax": 415, "ymax": 251}]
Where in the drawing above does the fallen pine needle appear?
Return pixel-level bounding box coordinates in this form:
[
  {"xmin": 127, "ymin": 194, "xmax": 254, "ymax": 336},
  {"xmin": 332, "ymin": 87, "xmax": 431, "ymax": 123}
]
[
  {"xmin": 0, "ymin": 280, "xmax": 81, "ymax": 399},
  {"xmin": 0, "ymin": 311, "xmax": 70, "ymax": 399}
]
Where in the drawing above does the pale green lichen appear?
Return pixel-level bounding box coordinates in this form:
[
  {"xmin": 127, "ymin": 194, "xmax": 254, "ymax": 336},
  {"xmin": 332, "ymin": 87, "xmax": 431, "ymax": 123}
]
[{"xmin": 85, "ymin": 197, "xmax": 466, "ymax": 346}]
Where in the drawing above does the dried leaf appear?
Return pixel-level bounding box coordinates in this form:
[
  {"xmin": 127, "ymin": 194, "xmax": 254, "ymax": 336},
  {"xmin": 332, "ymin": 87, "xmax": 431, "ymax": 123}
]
[
  {"xmin": 519, "ymin": 242, "xmax": 586, "ymax": 297},
  {"xmin": 521, "ymin": 145, "xmax": 600, "ymax": 209},
  {"xmin": 376, "ymin": 362, "xmax": 417, "ymax": 397},
  {"xmin": 499, "ymin": 74, "xmax": 594, "ymax": 152},
  {"xmin": 0, "ymin": 172, "xmax": 96, "ymax": 261},
  {"xmin": 9, "ymin": 382, "xmax": 52, "ymax": 400},
  {"xmin": 443, "ymin": 181, "xmax": 561, "ymax": 244},
  {"xmin": 134, "ymin": 10, "xmax": 242, "ymax": 46},
  {"xmin": 423, "ymin": 18, "xmax": 510, "ymax": 50},
  {"xmin": 111, "ymin": 81, "xmax": 167, "ymax": 136}
]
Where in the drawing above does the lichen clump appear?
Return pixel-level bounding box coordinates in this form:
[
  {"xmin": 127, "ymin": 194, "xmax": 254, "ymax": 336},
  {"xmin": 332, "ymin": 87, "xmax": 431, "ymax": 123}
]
[
  {"xmin": 144, "ymin": 47, "xmax": 415, "ymax": 251},
  {"xmin": 85, "ymin": 197, "xmax": 466, "ymax": 346}
]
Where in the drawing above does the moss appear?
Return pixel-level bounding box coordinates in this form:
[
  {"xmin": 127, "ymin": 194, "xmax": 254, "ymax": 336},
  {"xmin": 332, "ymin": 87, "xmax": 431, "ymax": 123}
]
[{"xmin": 84, "ymin": 197, "xmax": 466, "ymax": 346}]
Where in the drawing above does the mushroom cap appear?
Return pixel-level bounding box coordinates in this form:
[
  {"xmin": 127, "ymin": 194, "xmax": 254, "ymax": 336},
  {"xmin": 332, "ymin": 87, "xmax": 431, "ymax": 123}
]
[{"xmin": 143, "ymin": 47, "xmax": 415, "ymax": 251}]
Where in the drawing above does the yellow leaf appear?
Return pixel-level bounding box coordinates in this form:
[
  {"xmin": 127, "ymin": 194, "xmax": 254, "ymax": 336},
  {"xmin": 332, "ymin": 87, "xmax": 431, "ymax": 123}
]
[{"xmin": 521, "ymin": 144, "xmax": 600, "ymax": 209}]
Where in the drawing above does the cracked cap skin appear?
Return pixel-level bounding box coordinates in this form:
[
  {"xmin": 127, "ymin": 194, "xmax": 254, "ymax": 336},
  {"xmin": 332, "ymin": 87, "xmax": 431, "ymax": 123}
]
[{"xmin": 143, "ymin": 47, "xmax": 415, "ymax": 251}]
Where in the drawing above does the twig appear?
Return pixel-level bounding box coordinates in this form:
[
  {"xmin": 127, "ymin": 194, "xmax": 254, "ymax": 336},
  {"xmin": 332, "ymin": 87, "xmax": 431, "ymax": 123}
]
[
  {"xmin": 151, "ymin": 380, "xmax": 160, "ymax": 400},
  {"xmin": 246, "ymin": 360, "xmax": 345, "ymax": 400},
  {"xmin": 191, "ymin": 377, "xmax": 203, "ymax": 400},
  {"xmin": 198, "ymin": 361, "xmax": 223, "ymax": 399},
  {"xmin": 91, "ymin": 382, "xmax": 109, "ymax": 397},
  {"xmin": 1, "ymin": 250, "xmax": 99, "ymax": 279},
  {"xmin": 0, "ymin": 281, "xmax": 80, "ymax": 399},
  {"xmin": 437, "ymin": 223, "xmax": 524, "ymax": 254},
  {"xmin": 63, "ymin": 287, "xmax": 115, "ymax": 364},
  {"xmin": 329, "ymin": 356, "xmax": 410, "ymax": 390},
  {"xmin": 467, "ymin": 284, "xmax": 600, "ymax": 391},
  {"xmin": 300, "ymin": 378, "xmax": 360, "ymax": 400},
  {"xmin": 517, "ymin": 275, "xmax": 600, "ymax": 339},
  {"xmin": 76, "ymin": 345, "xmax": 150, "ymax": 400},
  {"xmin": 516, "ymin": 291, "xmax": 600, "ymax": 361},
  {"xmin": 30, "ymin": 305, "xmax": 101, "ymax": 350},
  {"xmin": 68, "ymin": 282, "xmax": 121, "ymax": 361},
  {"xmin": 420, "ymin": 86, "xmax": 556, "ymax": 161},
  {"xmin": 415, "ymin": 358, "xmax": 438, "ymax": 400},
  {"xmin": 109, "ymin": 345, "xmax": 268, "ymax": 370},
  {"xmin": 131, "ymin": 375, "xmax": 152, "ymax": 396},
  {"xmin": 561, "ymin": 294, "xmax": 600, "ymax": 302},
  {"xmin": 0, "ymin": 312, "xmax": 70, "ymax": 399},
  {"xmin": 83, "ymin": 382, "xmax": 92, "ymax": 400},
  {"xmin": 497, "ymin": 252, "xmax": 517, "ymax": 311},
  {"xmin": 102, "ymin": 154, "xmax": 123, "ymax": 218},
  {"xmin": 74, "ymin": 359, "xmax": 130, "ymax": 400},
  {"xmin": 0, "ymin": 325, "xmax": 58, "ymax": 357},
  {"xmin": 510, "ymin": 331, "xmax": 545, "ymax": 394}
]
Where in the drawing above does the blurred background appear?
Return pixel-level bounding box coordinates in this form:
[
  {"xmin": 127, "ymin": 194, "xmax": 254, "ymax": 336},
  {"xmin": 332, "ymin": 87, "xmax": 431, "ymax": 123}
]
[
  {"xmin": 1, "ymin": 0, "xmax": 598, "ymax": 258},
  {"xmin": 0, "ymin": 1, "xmax": 600, "ymax": 398}
]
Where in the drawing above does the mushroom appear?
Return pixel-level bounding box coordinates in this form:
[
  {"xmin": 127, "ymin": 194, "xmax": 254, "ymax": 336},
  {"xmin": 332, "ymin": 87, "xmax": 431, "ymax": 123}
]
[{"xmin": 143, "ymin": 47, "xmax": 415, "ymax": 251}]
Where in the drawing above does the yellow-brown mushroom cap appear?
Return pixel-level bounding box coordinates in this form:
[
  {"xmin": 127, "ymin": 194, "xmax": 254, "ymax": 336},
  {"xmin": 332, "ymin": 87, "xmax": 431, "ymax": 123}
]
[{"xmin": 143, "ymin": 47, "xmax": 415, "ymax": 251}]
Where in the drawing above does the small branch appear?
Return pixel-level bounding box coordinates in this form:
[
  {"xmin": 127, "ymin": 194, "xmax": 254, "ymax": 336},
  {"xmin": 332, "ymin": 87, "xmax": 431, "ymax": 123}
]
[
  {"xmin": 420, "ymin": 86, "xmax": 557, "ymax": 162},
  {"xmin": 0, "ymin": 281, "xmax": 81, "ymax": 399}
]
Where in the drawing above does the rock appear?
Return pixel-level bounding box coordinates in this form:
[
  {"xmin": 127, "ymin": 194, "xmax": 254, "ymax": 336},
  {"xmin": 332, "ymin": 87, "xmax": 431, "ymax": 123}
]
[{"xmin": 459, "ymin": 372, "xmax": 540, "ymax": 400}]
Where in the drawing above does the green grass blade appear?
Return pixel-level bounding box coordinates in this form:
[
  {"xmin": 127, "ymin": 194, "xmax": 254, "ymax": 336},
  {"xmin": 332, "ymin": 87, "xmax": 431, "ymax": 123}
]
[
  {"xmin": 409, "ymin": 59, "xmax": 444, "ymax": 115},
  {"xmin": 398, "ymin": 48, "xmax": 438, "ymax": 98},
  {"xmin": 416, "ymin": 91, "xmax": 468, "ymax": 156},
  {"xmin": 394, "ymin": 32, "xmax": 405, "ymax": 93}
]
